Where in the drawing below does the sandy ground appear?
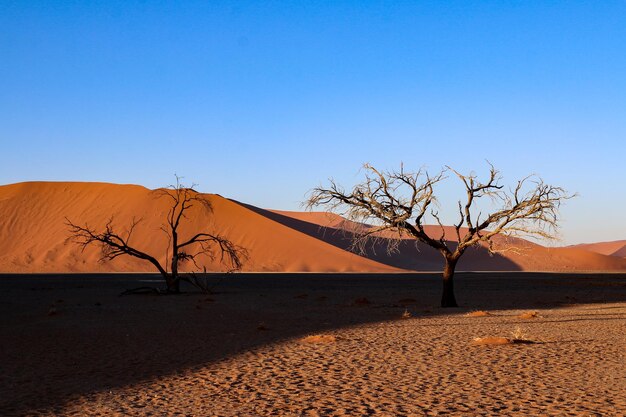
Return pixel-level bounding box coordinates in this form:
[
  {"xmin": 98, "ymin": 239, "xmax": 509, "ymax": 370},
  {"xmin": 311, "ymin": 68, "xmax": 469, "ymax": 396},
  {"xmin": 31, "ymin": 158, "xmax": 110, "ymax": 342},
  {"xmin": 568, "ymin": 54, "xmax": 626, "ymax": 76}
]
[{"xmin": 1, "ymin": 272, "xmax": 625, "ymax": 416}]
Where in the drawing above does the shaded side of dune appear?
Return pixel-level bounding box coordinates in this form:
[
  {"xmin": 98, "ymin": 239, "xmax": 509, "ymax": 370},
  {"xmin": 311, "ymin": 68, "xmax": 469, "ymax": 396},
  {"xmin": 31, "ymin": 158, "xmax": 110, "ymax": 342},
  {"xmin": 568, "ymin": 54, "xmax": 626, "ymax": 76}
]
[
  {"xmin": 234, "ymin": 201, "xmax": 522, "ymax": 271},
  {"xmin": 262, "ymin": 206, "xmax": 626, "ymax": 272}
]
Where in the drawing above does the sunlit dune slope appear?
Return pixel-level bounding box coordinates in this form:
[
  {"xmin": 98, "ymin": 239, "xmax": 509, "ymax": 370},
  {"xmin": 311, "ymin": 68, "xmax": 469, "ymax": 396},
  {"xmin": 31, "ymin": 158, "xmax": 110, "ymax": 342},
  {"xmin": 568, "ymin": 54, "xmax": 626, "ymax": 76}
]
[
  {"xmin": 569, "ymin": 240, "xmax": 626, "ymax": 257},
  {"xmin": 0, "ymin": 182, "xmax": 396, "ymax": 273}
]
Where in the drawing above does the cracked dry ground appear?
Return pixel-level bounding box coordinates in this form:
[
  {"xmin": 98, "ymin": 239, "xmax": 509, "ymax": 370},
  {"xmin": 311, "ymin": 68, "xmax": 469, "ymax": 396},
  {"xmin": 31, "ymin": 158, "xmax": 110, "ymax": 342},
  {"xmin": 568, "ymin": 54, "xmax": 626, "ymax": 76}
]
[{"xmin": 1, "ymin": 273, "xmax": 625, "ymax": 416}]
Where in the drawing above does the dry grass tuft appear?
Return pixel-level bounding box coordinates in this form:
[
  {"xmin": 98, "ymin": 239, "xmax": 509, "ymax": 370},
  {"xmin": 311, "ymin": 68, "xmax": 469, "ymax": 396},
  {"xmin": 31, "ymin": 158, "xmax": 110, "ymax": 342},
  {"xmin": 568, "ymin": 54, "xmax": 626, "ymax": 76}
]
[
  {"xmin": 471, "ymin": 326, "xmax": 538, "ymax": 346},
  {"xmin": 401, "ymin": 309, "xmax": 412, "ymax": 319},
  {"xmin": 470, "ymin": 336, "xmax": 511, "ymax": 346},
  {"xmin": 518, "ymin": 311, "xmax": 539, "ymax": 319},
  {"xmin": 509, "ymin": 326, "xmax": 535, "ymax": 343},
  {"xmin": 466, "ymin": 310, "xmax": 491, "ymax": 317},
  {"xmin": 301, "ymin": 334, "xmax": 336, "ymax": 344}
]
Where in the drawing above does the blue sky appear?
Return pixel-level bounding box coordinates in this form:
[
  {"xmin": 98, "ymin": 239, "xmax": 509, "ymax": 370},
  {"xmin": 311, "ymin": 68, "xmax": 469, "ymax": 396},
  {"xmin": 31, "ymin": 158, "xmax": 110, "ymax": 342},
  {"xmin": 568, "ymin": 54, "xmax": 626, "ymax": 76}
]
[{"xmin": 1, "ymin": 1, "xmax": 625, "ymax": 245}]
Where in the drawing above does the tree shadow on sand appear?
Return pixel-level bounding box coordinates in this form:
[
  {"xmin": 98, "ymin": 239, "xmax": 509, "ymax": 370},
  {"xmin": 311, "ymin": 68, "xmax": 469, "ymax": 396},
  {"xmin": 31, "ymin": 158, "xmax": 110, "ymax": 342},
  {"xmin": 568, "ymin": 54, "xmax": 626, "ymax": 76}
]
[{"xmin": 1, "ymin": 272, "xmax": 625, "ymax": 415}]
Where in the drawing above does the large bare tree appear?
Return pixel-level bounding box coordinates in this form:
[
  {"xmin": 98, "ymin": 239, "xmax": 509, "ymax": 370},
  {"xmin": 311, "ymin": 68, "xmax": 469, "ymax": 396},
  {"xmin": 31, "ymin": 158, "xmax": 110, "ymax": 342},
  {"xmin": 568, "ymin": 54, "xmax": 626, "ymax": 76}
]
[
  {"xmin": 307, "ymin": 163, "xmax": 573, "ymax": 307},
  {"xmin": 66, "ymin": 178, "xmax": 246, "ymax": 293}
]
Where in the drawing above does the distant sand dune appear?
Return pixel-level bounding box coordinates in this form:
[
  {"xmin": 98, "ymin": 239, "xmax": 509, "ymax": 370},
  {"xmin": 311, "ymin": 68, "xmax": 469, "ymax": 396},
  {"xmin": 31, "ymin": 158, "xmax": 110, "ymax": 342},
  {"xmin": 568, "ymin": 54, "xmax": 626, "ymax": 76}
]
[
  {"xmin": 570, "ymin": 240, "xmax": 626, "ymax": 257},
  {"xmin": 611, "ymin": 244, "xmax": 626, "ymax": 257}
]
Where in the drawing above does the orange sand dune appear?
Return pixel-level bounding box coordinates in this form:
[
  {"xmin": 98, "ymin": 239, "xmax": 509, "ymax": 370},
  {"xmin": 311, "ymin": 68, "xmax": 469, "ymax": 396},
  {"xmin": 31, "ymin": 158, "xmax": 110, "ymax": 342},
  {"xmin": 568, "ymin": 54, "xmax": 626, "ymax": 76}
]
[
  {"xmin": 1, "ymin": 181, "xmax": 625, "ymax": 273},
  {"xmin": 612, "ymin": 245, "xmax": 626, "ymax": 258},
  {"xmin": 0, "ymin": 182, "xmax": 394, "ymax": 273},
  {"xmin": 570, "ymin": 240, "xmax": 626, "ymax": 257}
]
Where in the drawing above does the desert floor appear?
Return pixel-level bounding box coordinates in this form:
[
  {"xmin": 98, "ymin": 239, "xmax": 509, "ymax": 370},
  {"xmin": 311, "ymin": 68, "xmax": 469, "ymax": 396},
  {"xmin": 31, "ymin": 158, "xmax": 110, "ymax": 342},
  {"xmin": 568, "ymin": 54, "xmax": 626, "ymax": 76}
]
[{"xmin": 1, "ymin": 272, "xmax": 625, "ymax": 416}]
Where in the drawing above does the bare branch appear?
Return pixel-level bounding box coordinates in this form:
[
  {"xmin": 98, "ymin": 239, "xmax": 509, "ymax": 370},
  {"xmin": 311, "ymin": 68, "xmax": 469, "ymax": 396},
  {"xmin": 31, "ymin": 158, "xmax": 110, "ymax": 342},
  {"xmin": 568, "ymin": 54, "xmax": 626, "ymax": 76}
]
[
  {"xmin": 306, "ymin": 162, "xmax": 574, "ymax": 308},
  {"xmin": 66, "ymin": 175, "xmax": 247, "ymax": 293},
  {"xmin": 65, "ymin": 217, "xmax": 168, "ymax": 277},
  {"xmin": 307, "ymin": 163, "xmax": 449, "ymax": 255}
]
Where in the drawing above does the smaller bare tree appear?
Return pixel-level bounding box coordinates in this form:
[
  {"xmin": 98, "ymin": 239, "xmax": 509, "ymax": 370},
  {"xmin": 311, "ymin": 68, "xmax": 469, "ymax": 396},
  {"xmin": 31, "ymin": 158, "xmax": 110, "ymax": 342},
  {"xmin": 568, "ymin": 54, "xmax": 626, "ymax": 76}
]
[
  {"xmin": 66, "ymin": 177, "xmax": 246, "ymax": 293},
  {"xmin": 307, "ymin": 163, "xmax": 573, "ymax": 307}
]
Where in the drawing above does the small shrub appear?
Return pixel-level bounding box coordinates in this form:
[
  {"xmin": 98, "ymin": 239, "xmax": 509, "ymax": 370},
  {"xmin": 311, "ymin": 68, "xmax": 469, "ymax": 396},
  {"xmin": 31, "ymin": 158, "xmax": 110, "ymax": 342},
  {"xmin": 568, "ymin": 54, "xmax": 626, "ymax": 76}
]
[
  {"xmin": 510, "ymin": 326, "xmax": 529, "ymax": 342},
  {"xmin": 471, "ymin": 326, "xmax": 537, "ymax": 346}
]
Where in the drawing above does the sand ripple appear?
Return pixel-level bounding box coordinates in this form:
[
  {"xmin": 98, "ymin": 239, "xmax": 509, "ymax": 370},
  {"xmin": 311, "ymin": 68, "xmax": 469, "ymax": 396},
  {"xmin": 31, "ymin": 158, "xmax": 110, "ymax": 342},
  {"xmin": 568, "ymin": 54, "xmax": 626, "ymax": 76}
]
[{"xmin": 48, "ymin": 305, "xmax": 625, "ymax": 416}]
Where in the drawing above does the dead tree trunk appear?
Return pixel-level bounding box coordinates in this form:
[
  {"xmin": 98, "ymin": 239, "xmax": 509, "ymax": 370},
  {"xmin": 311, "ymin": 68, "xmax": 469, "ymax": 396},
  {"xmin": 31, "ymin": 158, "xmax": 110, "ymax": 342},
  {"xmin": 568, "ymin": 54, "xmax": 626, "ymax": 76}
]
[
  {"xmin": 169, "ymin": 254, "xmax": 180, "ymax": 293},
  {"xmin": 306, "ymin": 162, "xmax": 572, "ymax": 308},
  {"xmin": 165, "ymin": 271, "xmax": 179, "ymax": 293},
  {"xmin": 441, "ymin": 255, "xmax": 459, "ymax": 308}
]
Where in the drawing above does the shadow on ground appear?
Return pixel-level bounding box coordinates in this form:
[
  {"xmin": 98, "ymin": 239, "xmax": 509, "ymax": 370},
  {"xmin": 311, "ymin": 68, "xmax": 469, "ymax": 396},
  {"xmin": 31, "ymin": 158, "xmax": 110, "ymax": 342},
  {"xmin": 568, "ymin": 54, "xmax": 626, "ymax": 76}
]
[{"xmin": 1, "ymin": 272, "xmax": 625, "ymax": 415}]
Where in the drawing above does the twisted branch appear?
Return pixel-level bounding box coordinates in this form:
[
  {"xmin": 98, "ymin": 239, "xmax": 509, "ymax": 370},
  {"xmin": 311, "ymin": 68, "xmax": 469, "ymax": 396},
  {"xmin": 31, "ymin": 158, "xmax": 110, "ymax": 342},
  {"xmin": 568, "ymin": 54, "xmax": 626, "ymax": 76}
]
[{"xmin": 307, "ymin": 162, "xmax": 574, "ymax": 260}]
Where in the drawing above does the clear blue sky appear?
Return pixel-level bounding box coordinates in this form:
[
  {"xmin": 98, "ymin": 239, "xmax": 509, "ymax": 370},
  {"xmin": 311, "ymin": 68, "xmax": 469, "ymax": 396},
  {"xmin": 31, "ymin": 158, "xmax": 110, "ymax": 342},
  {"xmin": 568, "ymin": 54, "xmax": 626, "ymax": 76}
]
[{"xmin": 1, "ymin": 1, "xmax": 625, "ymax": 245}]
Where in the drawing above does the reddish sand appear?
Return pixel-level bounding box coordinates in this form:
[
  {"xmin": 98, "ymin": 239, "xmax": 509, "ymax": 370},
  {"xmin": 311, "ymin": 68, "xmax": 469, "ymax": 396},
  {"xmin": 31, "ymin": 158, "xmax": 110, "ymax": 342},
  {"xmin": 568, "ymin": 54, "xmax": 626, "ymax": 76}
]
[{"xmin": 1, "ymin": 181, "xmax": 625, "ymax": 273}]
